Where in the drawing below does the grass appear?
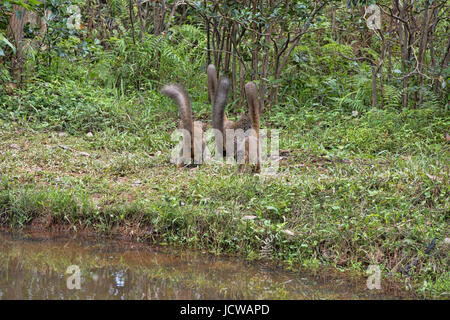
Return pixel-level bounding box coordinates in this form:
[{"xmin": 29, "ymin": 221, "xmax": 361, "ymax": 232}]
[
  {"xmin": 0, "ymin": 78, "xmax": 448, "ymax": 298},
  {"xmin": 0, "ymin": 49, "xmax": 449, "ymax": 298}
]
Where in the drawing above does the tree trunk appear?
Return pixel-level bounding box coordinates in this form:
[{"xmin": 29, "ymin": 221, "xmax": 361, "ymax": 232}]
[
  {"xmin": 136, "ymin": 0, "xmax": 147, "ymax": 39},
  {"xmin": 128, "ymin": 0, "xmax": 136, "ymax": 45},
  {"xmin": 239, "ymin": 60, "xmax": 246, "ymax": 108},
  {"xmin": 372, "ymin": 66, "xmax": 377, "ymax": 108},
  {"xmin": 417, "ymin": 1, "xmax": 431, "ymax": 106},
  {"xmin": 7, "ymin": 5, "xmax": 28, "ymax": 82}
]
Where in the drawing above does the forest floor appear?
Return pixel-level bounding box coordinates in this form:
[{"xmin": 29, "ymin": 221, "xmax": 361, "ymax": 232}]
[{"xmin": 0, "ymin": 116, "xmax": 448, "ymax": 298}]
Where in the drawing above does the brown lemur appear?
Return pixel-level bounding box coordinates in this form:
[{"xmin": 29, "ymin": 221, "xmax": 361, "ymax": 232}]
[
  {"xmin": 161, "ymin": 83, "xmax": 208, "ymax": 167},
  {"xmin": 161, "ymin": 64, "xmax": 224, "ymax": 167},
  {"xmin": 212, "ymin": 77, "xmax": 261, "ymax": 173},
  {"xmin": 162, "ymin": 63, "xmax": 261, "ymax": 172},
  {"xmin": 208, "ymin": 64, "xmax": 254, "ymax": 132}
]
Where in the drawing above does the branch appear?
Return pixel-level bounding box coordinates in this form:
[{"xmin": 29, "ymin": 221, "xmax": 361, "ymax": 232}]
[{"xmin": 278, "ymin": 0, "xmax": 327, "ymax": 73}]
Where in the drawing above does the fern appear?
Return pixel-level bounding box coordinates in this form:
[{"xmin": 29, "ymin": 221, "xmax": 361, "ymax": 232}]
[
  {"xmin": 331, "ymin": 88, "xmax": 367, "ymax": 112},
  {"xmin": 87, "ymin": 23, "xmax": 206, "ymax": 92},
  {"xmin": 160, "ymin": 41, "xmax": 186, "ymax": 72},
  {"xmin": 383, "ymin": 85, "xmax": 403, "ymax": 108},
  {"xmin": 174, "ymin": 24, "xmax": 204, "ymax": 42},
  {"xmin": 420, "ymin": 88, "xmax": 441, "ymax": 108},
  {"xmin": 169, "ymin": 24, "xmax": 206, "ymax": 70}
]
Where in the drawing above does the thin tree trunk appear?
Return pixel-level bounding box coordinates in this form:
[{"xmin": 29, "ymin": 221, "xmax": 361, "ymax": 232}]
[
  {"xmin": 251, "ymin": 0, "xmax": 259, "ymax": 81},
  {"xmin": 331, "ymin": 5, "xmax": 336, "ymax": 42},
  {"xmin": 136, "ymin": 0, "xmax": 146, "ymax": 39},
  {"xmin": 417, "ymin": 1, "xmax": 431, "ymax": 106},
  {"xmin": 164, "ymin": 1, "xmax": 182, "ymax": 34},
  {"xmin": 435, "ymin": 35, "xmax": 450, "ymax": 98},
  {"xmin": 205, "ymin": 0, "xmax": 211, "ymax": 65},
  {"xmin": 216, "ymin": 25, "xmax": 227, "ymax": 75},
  {"xmin": 153, "ymin": 0, "xmax": 166, "ymax": 35},
  {"xmin": 387, "ymin": 3, "xmax": 394, "ymax": 82},
  {"xmin": 239, "ymin": 60, "xmax": 245, "ymax": 108},
  {"xmin": 396, "ymin": 0, "xmax": 411, "ymax": 108},
  {"xmin": 223, "ymin": 21, "xmax": 232, "ymax": 75},
  {"xmin": 372, "ymin": 66, "xmax": 377, "ymax": 108},
  {"xmin": 7, "ymin": 4, "xmax": 28, "ymax": 82},
  {"xmin": 129, "ymin": 0, "xmax": 136, "ymax": 45},
  {"xmin": 260, "ymin": 0, "xmax": 272, "ymax": 113},
  {"xmin": 231, "ymin": 24, "xmax": 237, "ymax": 103}
]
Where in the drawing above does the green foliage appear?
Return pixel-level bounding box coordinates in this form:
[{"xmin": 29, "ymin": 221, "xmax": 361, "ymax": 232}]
[
  {"xmin": 0, "ymin": 72, "xmax": 178, "ymax": 153},
  {"xmin": 89, "ymin": 24, "xmax": 206, "ymax": 95},
  {"xmin": 0, "ymin": 32, "xmax": 15, "ymax": 56},
  {"xmin": 383, "ymin": 85, "xmax": 404, "ymax": 109},
  {"xmin": 0, "ymin": 0, "xmax": 449, "ymax": 298}
]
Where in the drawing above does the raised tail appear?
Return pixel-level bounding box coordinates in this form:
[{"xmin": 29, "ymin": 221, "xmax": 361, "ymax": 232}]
[
  {"xmin": 208, "ymin": 64, "xmax": 228, "ymax": 122},
  {"xmin": 244, "ymin": 82, "xmax": 260, "ymax": 138},
  {"xmin": 207, "ymin": 64, "xmax": 218, "ymax": 104},
  {"xmin": 161, "ymin": 84, "xmax": 193, "ymax": 136},
  {"xmin": 212, "ymin": 77, "xmax": 231, "ymax": 155}
]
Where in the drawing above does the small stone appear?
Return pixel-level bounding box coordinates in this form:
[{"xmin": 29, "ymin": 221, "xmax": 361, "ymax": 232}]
[
  {"xmin": 10, "ymin": 144, "xmax": 20, "ymax": 150},
  {"xmin": 77, "ymin": 151, "xmax": 91, "ymax": 157},
  {"xmin": 242, "ymin": 215, "xmax": 257, "ymax": 220},
  {"xmin": 281, "ymin": 229, "xmax": 295, "ymax": 237},
  {"xmin": 86, "ymin": 132, "xmax": 93, "ymax": 138}
]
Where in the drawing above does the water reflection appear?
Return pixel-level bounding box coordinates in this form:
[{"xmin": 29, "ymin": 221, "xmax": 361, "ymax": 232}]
[{"xmin": 0, "ymin": 230, "xmax": 407, "ymax": 300}]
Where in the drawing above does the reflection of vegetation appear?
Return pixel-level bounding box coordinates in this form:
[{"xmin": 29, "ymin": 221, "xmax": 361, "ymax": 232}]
[{"xmin": 0, "ymin": 233, "xmax": 333, "ymax": 299}]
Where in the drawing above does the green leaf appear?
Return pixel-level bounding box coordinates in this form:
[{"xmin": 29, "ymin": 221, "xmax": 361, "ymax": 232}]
[
  {"xmin": 266, "ymin": 206, "xmax": 279, "ymax": 213},
  {"xmin": 0, "ymin": 33, "xmax": 15, "ymax": 54}
]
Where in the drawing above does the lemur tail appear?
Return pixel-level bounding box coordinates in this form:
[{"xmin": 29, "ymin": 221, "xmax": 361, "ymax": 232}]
[
  {"xmin": 244, "ymin": 82, "xmax": 260, "ymax": 138},
  {"xmin": 162, "ymin": 84, "xmax": 193, "ymax": 137},
  {"xmin": 208, "ymin": 64, "xmax": 229, "ymax": 122},
  {"xmin": 207, "ymin": 64, "xmax": 218, "ymax": 104},
  {"xmin": 212, "ymin": 77, "xmax": 231, "ymax": 154}
]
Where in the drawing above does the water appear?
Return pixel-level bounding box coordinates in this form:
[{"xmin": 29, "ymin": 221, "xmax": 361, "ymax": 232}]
[{"xmin": 0, "ymin": 229, "xmax": 409, "ymax": 300}]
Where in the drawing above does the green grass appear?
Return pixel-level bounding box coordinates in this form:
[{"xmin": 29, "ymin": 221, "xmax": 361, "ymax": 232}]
[
  {"xmin": 0, "ymin": 46, "xmax": 449, "ymax": 298},
  {"xmin": 0, "ymin": 77, "xmax": 448, "ymax": 298},
  {"xmin": 0, "ymin": 0, "xmax": 448, "ymax": 300}
]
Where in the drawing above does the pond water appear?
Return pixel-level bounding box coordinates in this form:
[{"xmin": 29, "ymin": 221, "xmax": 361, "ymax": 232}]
[{"xmin": 0, "ymin": 229, "xmax": 408, "ymax": 300}]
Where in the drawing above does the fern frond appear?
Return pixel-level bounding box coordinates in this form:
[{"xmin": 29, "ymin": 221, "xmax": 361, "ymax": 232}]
[{"xmin": 383, "ymin": 85, "xmax": 403, "ymax": 108}]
